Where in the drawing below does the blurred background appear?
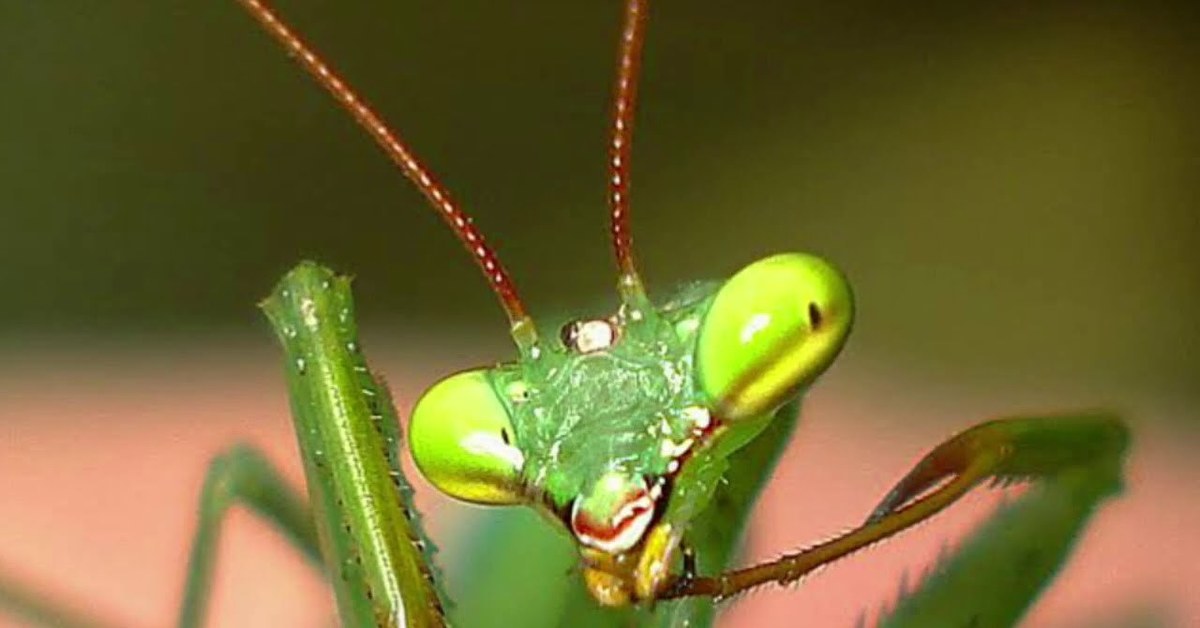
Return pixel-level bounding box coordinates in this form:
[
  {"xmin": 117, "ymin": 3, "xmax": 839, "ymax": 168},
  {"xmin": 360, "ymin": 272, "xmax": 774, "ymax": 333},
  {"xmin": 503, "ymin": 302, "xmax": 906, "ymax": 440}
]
[{"xmin": 0, "ymin": 0, "xmax": 1197, "ymax": 626}]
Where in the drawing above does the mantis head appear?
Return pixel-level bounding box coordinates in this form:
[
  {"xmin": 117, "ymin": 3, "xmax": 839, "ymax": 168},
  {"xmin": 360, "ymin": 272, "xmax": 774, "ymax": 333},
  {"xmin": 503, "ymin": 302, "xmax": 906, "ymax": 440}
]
[{"xmin": 408, "ymin": 253, "xmax": 853, "ymax": 604}]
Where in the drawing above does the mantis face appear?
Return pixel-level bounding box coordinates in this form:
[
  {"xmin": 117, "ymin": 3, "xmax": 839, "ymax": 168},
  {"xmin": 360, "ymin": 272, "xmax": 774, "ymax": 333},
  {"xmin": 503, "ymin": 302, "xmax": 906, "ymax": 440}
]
[{"xmin": 409, "ymin": 252, "xmax": 854, "ymax": 605}]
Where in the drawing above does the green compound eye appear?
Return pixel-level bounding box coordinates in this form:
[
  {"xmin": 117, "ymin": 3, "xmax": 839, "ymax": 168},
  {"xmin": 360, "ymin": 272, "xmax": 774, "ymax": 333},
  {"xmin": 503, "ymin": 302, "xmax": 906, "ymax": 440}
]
[
  {"xmin": 409, "ymin": 369, "xmax": 525, "ymax": 505},
  {"xmin": 697, "ymin": 253, "xmax": 854, "ymax": 421}
]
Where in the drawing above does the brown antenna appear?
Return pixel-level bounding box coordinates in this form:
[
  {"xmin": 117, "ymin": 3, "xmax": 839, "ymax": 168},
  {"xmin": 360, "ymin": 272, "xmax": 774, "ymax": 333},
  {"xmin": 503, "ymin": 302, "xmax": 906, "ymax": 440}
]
[
  {"xmin": 234, "ymin": 0, "xmax": 539, "ymax": 351},
  {"xmin": 608, "ymin": 0, "xmax": 651, "ymax": 305}
]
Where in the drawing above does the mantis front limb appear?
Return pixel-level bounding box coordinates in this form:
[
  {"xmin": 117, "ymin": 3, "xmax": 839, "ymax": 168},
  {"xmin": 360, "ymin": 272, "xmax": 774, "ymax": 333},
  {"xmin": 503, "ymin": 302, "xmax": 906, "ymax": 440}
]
[
  {"xmin": 0, "ymin": 444, "xmax": 317, "ymax": 628},
  {"xmin": 177, "ymin": 444, "xmax": 319, "ymax": 628},
  {"xmin": 662, "ymin": 412, "xmax": 1129, "ymax": 617}
]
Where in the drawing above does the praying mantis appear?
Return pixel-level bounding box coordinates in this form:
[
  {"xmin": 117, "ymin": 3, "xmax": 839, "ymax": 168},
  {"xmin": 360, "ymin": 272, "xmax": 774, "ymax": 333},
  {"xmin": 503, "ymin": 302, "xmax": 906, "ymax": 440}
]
[{"xmin": 0, "ymin": 0, "xmax": 1131, "ymax": 626}]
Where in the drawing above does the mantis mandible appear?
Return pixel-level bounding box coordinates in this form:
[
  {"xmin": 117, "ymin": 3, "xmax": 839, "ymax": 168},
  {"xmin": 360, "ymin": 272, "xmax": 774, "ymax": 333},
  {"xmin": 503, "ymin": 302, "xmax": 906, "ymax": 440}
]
[{"xmin": 0, "ymin": 1, "xmax": 1130, "ymax": 627}]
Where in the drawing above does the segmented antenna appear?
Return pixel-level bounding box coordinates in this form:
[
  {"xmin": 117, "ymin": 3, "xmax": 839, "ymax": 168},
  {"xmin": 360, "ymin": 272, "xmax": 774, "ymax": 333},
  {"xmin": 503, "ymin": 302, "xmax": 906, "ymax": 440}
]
[
  {"xmin": 608, "ymin": 0, "xmax": 650, "ymax": 304},
  {"xmin": 235, "ymin": 0, "xmax": 539, "ymax": 351}
]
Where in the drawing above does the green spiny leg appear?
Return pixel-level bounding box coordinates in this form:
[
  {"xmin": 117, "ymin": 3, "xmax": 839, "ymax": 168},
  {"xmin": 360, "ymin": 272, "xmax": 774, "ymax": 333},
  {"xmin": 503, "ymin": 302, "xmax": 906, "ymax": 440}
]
[
  {"xmin": 263, "ymin": 262, "xmax": 447, "ymax": 628},
  {"xmin": 177, "ymin": 444, "xmax": 319, "ymax": 628},
  {"xmin": 661, "ymin": 412, "xmax": 1129, "ymax": 609}
]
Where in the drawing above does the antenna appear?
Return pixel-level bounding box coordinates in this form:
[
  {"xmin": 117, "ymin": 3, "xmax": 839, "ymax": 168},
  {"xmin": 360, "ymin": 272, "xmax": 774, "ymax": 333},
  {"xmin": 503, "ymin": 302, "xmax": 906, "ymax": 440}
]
[
  {"xmin": 234, "ymin": 0, "xmax": 539, "ymax": 352},
  {"xmin": 608, "ymin": 0, "xmax": 650, "ymax": 306}
]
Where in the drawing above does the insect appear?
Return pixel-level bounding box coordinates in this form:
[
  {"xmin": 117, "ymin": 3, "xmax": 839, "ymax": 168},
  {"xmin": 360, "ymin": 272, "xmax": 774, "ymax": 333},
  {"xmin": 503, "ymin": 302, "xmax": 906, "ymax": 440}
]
[{"xmin": 0, "ymin": 1, "xmax": 1130, "ymax": 627}]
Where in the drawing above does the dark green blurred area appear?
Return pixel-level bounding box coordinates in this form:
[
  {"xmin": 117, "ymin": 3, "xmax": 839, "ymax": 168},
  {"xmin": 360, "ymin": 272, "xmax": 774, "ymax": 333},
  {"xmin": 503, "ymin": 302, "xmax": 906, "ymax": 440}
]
[{"xmin": 2, "ymin": 1, "xmax": 1197, "ymax": 403}]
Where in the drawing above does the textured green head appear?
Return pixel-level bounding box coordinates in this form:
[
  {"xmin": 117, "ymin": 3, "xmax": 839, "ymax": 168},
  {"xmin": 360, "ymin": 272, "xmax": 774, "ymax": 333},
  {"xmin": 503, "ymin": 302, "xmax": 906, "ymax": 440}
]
[{"xmin": 408, "ymin": 252, "xmax": 854, "ymax": 603}]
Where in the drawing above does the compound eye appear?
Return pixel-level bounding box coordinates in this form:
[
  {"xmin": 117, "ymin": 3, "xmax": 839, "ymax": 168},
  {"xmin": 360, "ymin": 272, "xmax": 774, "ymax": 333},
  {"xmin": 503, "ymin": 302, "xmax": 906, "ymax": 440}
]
[
  {"xmin": 409, "ymin": 369, "xmax": 524, "ymax": 505},
  {"xmin": 697, "ymin": 253, "xmax": 854, "ymax": 421}
]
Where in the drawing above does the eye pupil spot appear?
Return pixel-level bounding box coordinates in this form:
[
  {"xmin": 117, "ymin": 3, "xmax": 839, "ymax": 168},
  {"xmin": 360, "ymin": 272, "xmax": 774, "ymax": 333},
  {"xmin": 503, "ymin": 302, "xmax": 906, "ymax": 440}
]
[
  {"xmin": 807, "ymin": 302, "xmax": 823, "ymax": 330},
  {"xmin": 500, "ymin": 429, "xmax": 511, "ymax": 445}
]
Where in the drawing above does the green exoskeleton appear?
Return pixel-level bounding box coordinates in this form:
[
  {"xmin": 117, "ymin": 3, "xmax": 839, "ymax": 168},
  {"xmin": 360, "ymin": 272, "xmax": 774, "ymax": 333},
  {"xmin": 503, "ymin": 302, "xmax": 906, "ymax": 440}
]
[{"xmin": 0, "ymin": 0, "xmax": 1130, "ymax": 627}]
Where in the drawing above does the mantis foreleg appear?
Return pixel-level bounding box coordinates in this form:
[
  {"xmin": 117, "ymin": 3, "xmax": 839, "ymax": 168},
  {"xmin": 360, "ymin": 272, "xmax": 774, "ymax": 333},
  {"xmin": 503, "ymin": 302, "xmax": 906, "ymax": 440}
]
[
  {"xmin": 875, "ymin": 413, "xmax": 1130, "ymax": 626},
  {"xmin": 177, "ymin": 444, "xmax": 319, "ymax": 628},
  {"xmin": 0, "ymin": 445, "xmax": 318, "ymax": 628},
  {"xmin": 262, "ymin": 262, "xmax": 447, "ymax": 628},
  {"xmin": 879, "ymin": 454, "xmax": 1123, "ymax": 626},
  {"xmin": 662, "ymin": 412, "xmax": 1129, "ymax": 620}
]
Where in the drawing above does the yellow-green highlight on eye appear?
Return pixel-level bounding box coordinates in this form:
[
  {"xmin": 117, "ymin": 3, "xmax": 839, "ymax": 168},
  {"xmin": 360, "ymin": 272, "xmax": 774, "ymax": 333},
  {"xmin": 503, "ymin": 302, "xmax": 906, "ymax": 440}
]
[
  {"xmin": 697, "ymin": 252, "xmax": 855, "ymax": 421},
  {"xmin": 409, "ymin": 369, "xmax": 525, "ymax": 505}
]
